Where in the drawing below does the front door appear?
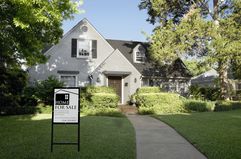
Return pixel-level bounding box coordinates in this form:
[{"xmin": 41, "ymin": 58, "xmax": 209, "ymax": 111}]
[{"xmin": 108, "ymin": 76, "xmax": 122, "ymax": 103}]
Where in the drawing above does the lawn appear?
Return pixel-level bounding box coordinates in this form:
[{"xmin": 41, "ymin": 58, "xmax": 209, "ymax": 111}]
[
  {"xmin": 0, "ymin": 114, "xmax": 135, "ymax": 159},
  {"xmin": 155, "ymin": 109, "xmax": 241, "ymax": 159}
]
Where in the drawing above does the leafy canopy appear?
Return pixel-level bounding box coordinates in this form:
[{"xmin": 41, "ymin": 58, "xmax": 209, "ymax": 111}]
[{"xmin": 0, "ymin": 0, "xmax": 82, "ymax": 67}]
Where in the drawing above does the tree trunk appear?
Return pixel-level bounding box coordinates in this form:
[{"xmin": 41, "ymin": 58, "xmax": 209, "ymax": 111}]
[
  {"xmin": 219, "ymin": 61, "xmax": 230, "ymax": 100},
  {"xmin": 213, "ymin": 0, "xmax": 229, "ymax": 100}
]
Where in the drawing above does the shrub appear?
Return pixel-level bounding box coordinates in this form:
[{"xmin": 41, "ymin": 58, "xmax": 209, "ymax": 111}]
[
  {"xmin": 91, "ymin": 93, "xmax": 119, "ymax": 108},
  {"xmin": 184, "ymin": 99, "xmax": 215, "ymax": 112},
  {"xmin": 135, "ymin": 92, "xmax": 186, "ymax": 114},
  {"xmin": 136, "ymin": 87, "xmax": 162, "ymax": 94},
  {"xmin": 189, "ymin": 85, "xmax": 220, "ymax": 101},
  {"xmin": 86, "ymin": 86, "xmax": 115, "ymax": 94},
  {"xmin": 34, "ymin": 76, "xmax": 64, "ymax": 105},
  {"xmin": 80, "ymin": 86, "xmax": 119, "ymax": 109},
  {"xmin": 214, "ymin": 101, "xmax": 241, "ymax": 112}
]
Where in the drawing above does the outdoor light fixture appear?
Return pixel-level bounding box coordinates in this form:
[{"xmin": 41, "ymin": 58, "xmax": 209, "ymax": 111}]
[{"xmin": 96, "ymin": 77, "xmax": 100, "ymax": 83}]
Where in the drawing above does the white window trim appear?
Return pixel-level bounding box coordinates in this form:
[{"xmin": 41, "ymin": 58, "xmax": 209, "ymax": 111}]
[
  {"xmin": 134, "ymin": 51, "xmax": 145, "ymax": 63},
  {"xmin": 59, "ymin": 75, "xmax": 78, "ymax": 87},
  {"xmin": 77, "ymin": 39, "xmax": 92, "ymax": 59}
]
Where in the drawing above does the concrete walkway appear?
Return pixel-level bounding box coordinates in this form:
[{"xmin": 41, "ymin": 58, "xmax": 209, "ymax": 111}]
[{"xmin": 127, "ymin": 115, "xmax": 207, "ymax": 159}]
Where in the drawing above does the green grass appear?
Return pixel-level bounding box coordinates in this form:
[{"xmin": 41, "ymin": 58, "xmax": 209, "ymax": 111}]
[
  {"xmin": 0, "ymin": 114, "xmax": 135, "ymax": 159},
  {"xmin": 155, "ymin": 110, "xmax": 241, "ymax": 159}
]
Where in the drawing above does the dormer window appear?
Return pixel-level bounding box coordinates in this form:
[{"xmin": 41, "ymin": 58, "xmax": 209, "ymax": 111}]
[{"xmin": 134, "ymin": 45, "xmax": 146, "ymax": 63}]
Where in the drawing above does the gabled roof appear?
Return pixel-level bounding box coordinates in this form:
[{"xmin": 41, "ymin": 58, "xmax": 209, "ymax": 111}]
[{"xmin": 107, "ymin": 39, "xmax": 192, "ymax": 78}]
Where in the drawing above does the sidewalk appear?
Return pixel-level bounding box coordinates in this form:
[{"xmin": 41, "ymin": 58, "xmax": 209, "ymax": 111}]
[{"xmin": 127, "ymin": 115, "xmax": 207, "ymax": 159}]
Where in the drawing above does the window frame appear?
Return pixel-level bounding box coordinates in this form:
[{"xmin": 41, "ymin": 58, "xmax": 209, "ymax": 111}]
[
  {"xmin": 134, "ymin": 45, "xmax": 146, "ymax": 63},
  {"xmin": 76, "ymin": 39, "xmax": 92, "ymax": 59},
  {"xmin": 59, "ymin": 75, "xmax": 77, "ymax": 87}
]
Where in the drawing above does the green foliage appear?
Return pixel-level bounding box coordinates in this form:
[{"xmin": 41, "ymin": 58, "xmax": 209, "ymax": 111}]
[
  {"xmin": 140, "ymin": 0, "xmax": 241, "ymax": 100},
  {"xmin": 189, "ymin": 85, "xmax": 220, "ymax": 101},
  {"xmin": 90, "ymin": 93, "xmax": 119, "ymax": 108},
  {"xmin": 184, "ymin": 60, "xmax": 211, "ymax": 76},
  {"xmin": 34, "ymin": 76, "xmax": 64, "ymax": 105},
  {"xmin": 86, "ymin": 86, "xmax": 115, "ymax": 94},
  {"xmin": 214, "ymin": 101, "xmax": 241, "ymax": 112},
  {"xmin": 80, "ymin": 86, "xmax": 119, "ymax": 109},
  {"xmin": 136, "ymin": 86, "xmax": 162, "ymax": 93},
  {"xmin": 0, "ymin": 0, "xmax": 81, "ymax": 67},
  {"xmin": 0, "ymin": 68, "xmax": 38, "ymax": 115},
  {"xmin": 136, "ymin": 93, "xmax": 186, "ymax": 114},
  {"xmin": 184, "ymin": 99, "xmax": 215, "ymax": 112}
]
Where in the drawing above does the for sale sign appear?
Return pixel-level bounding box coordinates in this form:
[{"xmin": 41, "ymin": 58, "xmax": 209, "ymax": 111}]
[{"xmin": 53, "ymin": 88, "xmax": 80, "ymax": 123}]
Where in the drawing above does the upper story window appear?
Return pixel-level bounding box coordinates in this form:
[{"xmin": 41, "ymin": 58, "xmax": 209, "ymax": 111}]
[
  {"xmin": 77, "ymin": 39, "xmax": 91, "ymax": 58},
  {"xmin": 134, "ymin": 45, "xmax": 146, "ymax": 63},
  {"xmin": 71, "ymin": 39, "xmax": 97, "ymax": 59}
]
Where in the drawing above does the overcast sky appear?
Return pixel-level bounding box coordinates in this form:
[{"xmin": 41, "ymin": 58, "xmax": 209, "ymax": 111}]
[{"xmin": 62, "ymin": 0, "xmax": 154, "ymax": 41}]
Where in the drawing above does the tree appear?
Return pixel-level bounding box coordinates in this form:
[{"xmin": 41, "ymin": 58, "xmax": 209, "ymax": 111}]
[
  {"xmin": 0, "ymin": 0, "xmax": 82, "ymax": 67},
  {"xmin": 0, "ymin": 0, "xmax": 82, "ymax": 112},
  {"xmin": 183, "ymin": 60, "xmax": 211, "ymax": 76},
  {"xmin": 140, "ymin": 0, "xmax": 241, "ymax": 99}
]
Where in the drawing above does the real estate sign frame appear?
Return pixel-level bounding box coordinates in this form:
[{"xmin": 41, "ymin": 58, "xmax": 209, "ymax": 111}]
[{"xmin": 51, "ymin": 87, "xmax": 80, "ymax": 152}]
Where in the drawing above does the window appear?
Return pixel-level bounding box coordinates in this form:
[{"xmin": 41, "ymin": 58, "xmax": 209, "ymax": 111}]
[
  {"xmin": 134, "ymin": 45, "xmax": 145, "ymax": 63},
  {"xmin": 77, "ymin": 39, "xmax": 91, "ymax": 58},
  {"xmin": 72, "ymin": 39, "xmax": 97, "ymax": 58},
  {"xmin": 60, "ymin": 75, "xmax": 76, "ymax": 87}
]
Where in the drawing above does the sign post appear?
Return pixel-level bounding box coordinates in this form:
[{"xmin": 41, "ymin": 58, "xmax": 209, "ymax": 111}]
[{"xmin": 51, "ymin": 87, "xmax": 80, "ymax": 152}]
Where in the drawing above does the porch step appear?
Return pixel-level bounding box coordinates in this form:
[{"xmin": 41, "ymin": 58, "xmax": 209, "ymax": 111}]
[{"xmin": 118, "ymin": 105, "xmax": 138, "ymax": 115}]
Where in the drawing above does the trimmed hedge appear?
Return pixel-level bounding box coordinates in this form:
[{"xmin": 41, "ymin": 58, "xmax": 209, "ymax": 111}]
[
  {"xmin": 214, "ymin": 101, "xmax": 241, "ymax": 111},
  {"xmin": 136, "ymin": 87, "xmax": 162, "ymax": 94},
  {"xmin": 184, "ymin": 99, "xmax": 215, "ymax": 112},
  {"xmin": 136, "ymin": 93, "xmax": 186, "ymax": 114},
  {"xmin": 80, "ymin": 86, "xmax": 119, "ymax": 109},
  {"xmin": 90, "ymin": 93, "xmax": 119, "ymax": 108}
]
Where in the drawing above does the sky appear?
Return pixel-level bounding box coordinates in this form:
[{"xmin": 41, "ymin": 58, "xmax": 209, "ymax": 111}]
[{"xmin": 62, "ymin": 0, "xmax": 155, "ymax": 42}]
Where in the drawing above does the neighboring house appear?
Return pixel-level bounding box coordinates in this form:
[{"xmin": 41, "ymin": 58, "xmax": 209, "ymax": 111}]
[
  {"xmin": 191, "ymin": 69, "xmax": 219, "ymax": 88},
  {"xmin": 28, "ymin": 19, "xmax": 192, "ymax": 104},
  {"xmin": 191, "ymin": 69, "xmax": 241, "ymax": 99}
]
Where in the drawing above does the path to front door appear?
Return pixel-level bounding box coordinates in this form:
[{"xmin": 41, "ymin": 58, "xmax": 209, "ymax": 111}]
[
  {"xmin": 127, "ymin": 115, "xmax": 207, "ymax": 159},
  {"xmin": 108, "ymin": 76, "xmax": 122, "ymax": 103}
]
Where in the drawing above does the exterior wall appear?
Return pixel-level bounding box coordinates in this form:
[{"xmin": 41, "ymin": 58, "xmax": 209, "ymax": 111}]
[
  {"xmin": 28, "ymin": 19, "xmax": 114, "ymax": 87},
  {"xmin": 92, "ymin": 49, "xmax": 141, "ymax": 103}
]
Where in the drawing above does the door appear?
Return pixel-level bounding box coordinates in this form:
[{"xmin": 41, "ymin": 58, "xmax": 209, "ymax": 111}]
[{"xmin": 108, "ymin": 76, "xmax": 122, "ymax": 103}]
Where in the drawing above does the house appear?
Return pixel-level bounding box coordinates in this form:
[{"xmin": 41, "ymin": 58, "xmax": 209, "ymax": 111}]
[
  {"xmin": 191, "ymin": 69, "xmax": 241, "ymax": 99},
  {"xmin": 28, "ymin": 19, "xmax": 192, "ymax": 104},
  {"xmin": 191, "ymin": 69, "xmax": 219, "ymax": 88}
]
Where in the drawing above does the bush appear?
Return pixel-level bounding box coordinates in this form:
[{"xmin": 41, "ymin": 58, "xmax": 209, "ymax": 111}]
[
  {"xmin": 189, "ymin": 85, "xmax": 220, "ymax": 101},
  {"xmin": 80, "ymin": 86, "xmax": 119, "ymax": 109},
  {"xmin": 184, "ymin": 99, "xmax": 215, "ymax": 112},
  {"xmin": 214, "ymin": 101, "xmax": 241, "ymax": 111},
  {"xmin": 135, "ymin": 92, "xmax": 186, "ymax": 114},
  {"xmin": 34, "ymin": 76, "xmax": 64, "ymax": 105},
  {"xmin": 136, "ymin": 87, "xmax": 162, "ymax": 94},
  {"xmin": 91, "ymin": 93, "xmax": 119, "ymax": 108}
]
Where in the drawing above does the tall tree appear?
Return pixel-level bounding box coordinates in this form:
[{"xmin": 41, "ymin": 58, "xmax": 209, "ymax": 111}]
[
  {"xmin": 0, "ymin": 0, "xmax": 83, "ymax": 111},
  {"xmin": 140, "ymin": 0, "xmax": 241, "ymax": 99},
  {"xmin": 0, "ymin": 0, "xmax": 82, "ymax": 68}
]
